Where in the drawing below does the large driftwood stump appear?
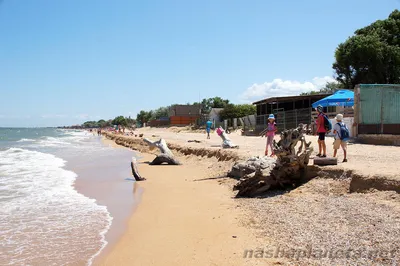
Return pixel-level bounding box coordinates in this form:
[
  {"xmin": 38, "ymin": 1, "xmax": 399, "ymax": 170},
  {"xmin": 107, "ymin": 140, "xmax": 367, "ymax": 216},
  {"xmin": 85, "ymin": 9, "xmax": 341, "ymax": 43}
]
[
  {"xmin": 143, "ymin": 138, "xmax": 181, "ymax": 165},
  {"xmin": 231, "ymin": 125, "xmax": 314, "ymax": 197},
  {"xmin": 130, "ymin": 157, "xmax": 146, "ymax": 181}
]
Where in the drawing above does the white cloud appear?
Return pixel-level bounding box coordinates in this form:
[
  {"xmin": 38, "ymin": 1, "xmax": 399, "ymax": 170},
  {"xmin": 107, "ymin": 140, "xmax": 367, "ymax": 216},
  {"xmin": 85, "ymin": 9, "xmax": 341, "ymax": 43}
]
[
  {"xmin": 41, "ymin": 114, "xmax": 67, "ymax": 119},
  {"xmin": 239, "ymin": 76, "xmax": 335, "ymax": 103}
]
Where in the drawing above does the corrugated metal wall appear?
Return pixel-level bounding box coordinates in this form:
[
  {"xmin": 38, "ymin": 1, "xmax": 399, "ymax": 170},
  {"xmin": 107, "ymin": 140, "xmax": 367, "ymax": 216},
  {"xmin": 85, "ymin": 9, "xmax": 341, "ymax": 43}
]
[
  {"xmin": 358, "ymin": 84, "xmax": 400, "ymax": 135},
  {"xmin": 383, "ymin": 87, "xmax": 400, "ymax": 124},
  {"xmin": 360, "ymin": 85, "xmax": 383, "ymax": 124}
]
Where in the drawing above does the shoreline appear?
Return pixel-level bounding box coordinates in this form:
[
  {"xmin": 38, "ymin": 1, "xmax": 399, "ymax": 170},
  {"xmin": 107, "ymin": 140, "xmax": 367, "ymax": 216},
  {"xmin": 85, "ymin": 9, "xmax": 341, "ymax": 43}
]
[
  {"xmin": 69, "ymin": 135, "xmax": 142, "ymax": 265},
  {"xmin": 96, "ymin": 133, "xmax": 261, "ymax": 266},
  {"xmin": 91, "ymin": 137, "xmax": 144, "ymax": 264}
]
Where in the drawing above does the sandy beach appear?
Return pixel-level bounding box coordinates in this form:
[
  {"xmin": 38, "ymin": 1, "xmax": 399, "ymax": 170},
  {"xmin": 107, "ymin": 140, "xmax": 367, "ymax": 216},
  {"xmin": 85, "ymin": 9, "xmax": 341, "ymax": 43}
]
[
  {"xmin": 97, "ymin": 145, "xmax": 261, "ymax": 266},
  {"xmin": 96, "ymin": 128, "xmax": 400, "ymax": 266}
]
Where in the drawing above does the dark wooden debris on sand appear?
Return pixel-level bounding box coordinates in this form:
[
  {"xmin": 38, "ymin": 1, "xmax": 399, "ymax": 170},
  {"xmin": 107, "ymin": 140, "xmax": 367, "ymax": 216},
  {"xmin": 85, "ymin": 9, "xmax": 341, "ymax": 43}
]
[
  {"xmin": 313, "ymin": 156, "xmax": 338, "ymax": 165},
  {"xmin": 131, "ymin": 157, "xmax": 146, "ymax": 181}
]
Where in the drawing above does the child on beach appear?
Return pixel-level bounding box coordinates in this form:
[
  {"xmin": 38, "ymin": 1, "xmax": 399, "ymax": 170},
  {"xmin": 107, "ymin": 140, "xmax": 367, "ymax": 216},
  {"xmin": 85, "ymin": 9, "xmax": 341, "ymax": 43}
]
[
  {"xmin": 332, "ymin": 114, "xmax": 349, "ymax": 162},
  {"xmin": 264, "ymin": 114, "xmax": 277, "ymax": 156}
]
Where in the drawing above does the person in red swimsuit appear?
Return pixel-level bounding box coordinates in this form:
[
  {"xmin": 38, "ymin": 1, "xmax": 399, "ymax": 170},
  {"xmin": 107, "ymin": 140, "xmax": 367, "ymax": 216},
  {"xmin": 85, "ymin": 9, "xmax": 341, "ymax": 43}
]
[{"xmin": 316, "ymin": 105, "xmax": 327, "ymax": 157}]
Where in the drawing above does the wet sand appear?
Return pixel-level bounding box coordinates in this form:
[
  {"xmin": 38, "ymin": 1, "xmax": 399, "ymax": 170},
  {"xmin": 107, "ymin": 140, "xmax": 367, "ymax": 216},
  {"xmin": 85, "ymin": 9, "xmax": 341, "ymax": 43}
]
[{"xmin": 69, "ymin": 139, "xmax": 143, "ymax": 264}]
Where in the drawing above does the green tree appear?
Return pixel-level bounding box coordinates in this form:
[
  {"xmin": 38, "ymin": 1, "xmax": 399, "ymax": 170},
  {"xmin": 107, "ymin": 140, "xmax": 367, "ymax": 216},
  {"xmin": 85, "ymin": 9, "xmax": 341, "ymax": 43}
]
[
  {"xmin": 136, "ymin": 110, "xmax": 154, "ymax": 124},
  {"xmin": 200, "ymin": 97, "xmax": 230, "ymax": 114},
  {"xmin": 97, "ymin": 119, "xmax": 107, "ymax": 128},
  {"xmin": 320, "ymin": 81, "xmax": 343, "ymax": 93},
  {"xmin": 300, "ymin": 91, "xmax": 320, "ymax": 96},
  {"xmin": 112, "ymin": 116, "xmax": 127, "ymax": 127},
  {"xmin": 300, "ymin": 81, "xmax": 343, "ymax": 96},
  {"xmin": 153, "ymin": 107, "xmax": 169, "ymax": 119},
  {"xmin": 82, "ymin": 121, "xmax": 98, "ymax": 128},
  {"xmin": 125, "ymin": 116, "xmax": 136, "ymax": 127},
  {"xmin": 146, "ymin": 111, "xmax": 154, "ymax": 122},
  {"xmin": 136, "ymin": 111, "xmax": 147, "ymax": 124},
  {"xmin": 220, "ymin": 104, "xmax": 256, "ymax": 120},
  {"xmin": 333, "ymin": 9, "xmax": 400, "ymax": 88}
]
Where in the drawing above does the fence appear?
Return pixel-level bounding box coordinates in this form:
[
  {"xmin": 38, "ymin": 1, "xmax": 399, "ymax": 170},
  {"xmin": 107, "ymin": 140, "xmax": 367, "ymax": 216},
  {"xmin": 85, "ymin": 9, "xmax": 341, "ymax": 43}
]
[
  {"xmin": 170, "ymin": 116, "xmax": 199, "ymax": 126},
  {"xmin": 237, "ymin": 115, "xmax": 256, "ymax": 133},
  {"xmin": 218, "ymin": 115, "xmax": 256, "ymax": 132},
  {"xmin": 256, "ymin": 107, "xmax": 312, "ymax": 132},
  {"xmin": 355, "ymin": 84, "xmax": 400, "ymax": 135},
  {"xmin": 148, "ymin": 120, "xmax": 170, "ymax": 127}
]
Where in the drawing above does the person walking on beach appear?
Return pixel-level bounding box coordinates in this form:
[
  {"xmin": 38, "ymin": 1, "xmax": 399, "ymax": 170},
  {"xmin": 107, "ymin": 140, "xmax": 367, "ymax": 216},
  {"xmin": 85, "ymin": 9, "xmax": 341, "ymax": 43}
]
[
  {"xmin": 264, "ymin": 114, "xmax": 277, "ymax": 156},
  {"xmin": 332, "ymin": 114, "xmax": 349, "ymax": 162},
  {"xmin": 206, "ymin": 119, "xmax": 213, "ymax": 139},
  {"xmin": 316, "ymin": 105, "xmax": 327, "ymax": 157}
]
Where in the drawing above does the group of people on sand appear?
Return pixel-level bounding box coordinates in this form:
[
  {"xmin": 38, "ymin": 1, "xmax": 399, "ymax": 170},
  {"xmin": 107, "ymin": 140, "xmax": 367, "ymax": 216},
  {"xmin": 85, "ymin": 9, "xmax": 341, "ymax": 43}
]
[
  {"xmin": 262, "ymin": 105, "xmax": 349, "ymax": 162},
  {"xmin": 314, "ymin": 105, "xmax": 349, "ymax": 162}
]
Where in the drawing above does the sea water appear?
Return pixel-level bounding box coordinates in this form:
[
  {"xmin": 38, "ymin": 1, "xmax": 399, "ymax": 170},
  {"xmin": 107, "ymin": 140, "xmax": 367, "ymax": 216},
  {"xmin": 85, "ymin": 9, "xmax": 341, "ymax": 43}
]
[{"xmin": 0, "ymin": 128, "xmax": 129, "ymax": 265}]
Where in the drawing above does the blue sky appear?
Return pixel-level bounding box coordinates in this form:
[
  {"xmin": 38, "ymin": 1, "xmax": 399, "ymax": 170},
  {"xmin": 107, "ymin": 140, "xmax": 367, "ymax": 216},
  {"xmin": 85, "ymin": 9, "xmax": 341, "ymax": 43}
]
[{"xmin": 0, "ymin": 0, "xmax": 398, "ymax": 127}]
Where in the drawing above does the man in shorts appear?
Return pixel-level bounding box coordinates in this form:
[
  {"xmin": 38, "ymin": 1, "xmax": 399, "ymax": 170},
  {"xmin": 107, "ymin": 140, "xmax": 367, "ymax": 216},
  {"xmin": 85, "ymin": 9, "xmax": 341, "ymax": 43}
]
[
  {"xmin": 333, "ymin": 114, "xmax": 348, "ymax": 162},
  {"xmin": 316, "ymin": 105, "xmax": 327, "ymax": 157}
]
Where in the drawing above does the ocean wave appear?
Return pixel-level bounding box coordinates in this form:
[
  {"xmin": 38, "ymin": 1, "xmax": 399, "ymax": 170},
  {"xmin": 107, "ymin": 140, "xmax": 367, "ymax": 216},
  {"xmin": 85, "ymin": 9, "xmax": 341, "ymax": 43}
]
[
  {"xmin": 16, "ymin": 138, "xmax": 36, "ymax": 143},
  {"xmin": 0, "ymin": 148, "xmax": 112, "ymax": 265},
  {"xmin": 29, "ymin": 136, "xmax": 72, "ymax": 147}
]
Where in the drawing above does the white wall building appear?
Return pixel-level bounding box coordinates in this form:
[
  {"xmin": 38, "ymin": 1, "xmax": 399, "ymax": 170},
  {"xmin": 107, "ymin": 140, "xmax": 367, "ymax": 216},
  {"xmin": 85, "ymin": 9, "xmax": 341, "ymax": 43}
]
[{"xmin": 208, "ymin": 108, "xmax": 223, "ymax": 127}]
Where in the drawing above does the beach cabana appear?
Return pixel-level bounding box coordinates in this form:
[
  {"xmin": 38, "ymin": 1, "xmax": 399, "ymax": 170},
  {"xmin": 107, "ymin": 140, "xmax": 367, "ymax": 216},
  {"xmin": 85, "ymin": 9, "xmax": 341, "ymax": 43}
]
[{"xmin": 312, "ymin": 90, "xmax": 354, "ymax": 108}]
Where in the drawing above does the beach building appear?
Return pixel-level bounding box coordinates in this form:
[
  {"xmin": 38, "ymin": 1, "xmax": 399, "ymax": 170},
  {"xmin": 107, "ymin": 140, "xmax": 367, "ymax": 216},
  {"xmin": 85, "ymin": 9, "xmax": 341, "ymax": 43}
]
[
  {"xmin": 354, "ymin": 84, "xmax": 400, "ymax": 136},
  {"xmin": 208, "ymin": 108, "xmax": 223, "ymax": 128},
  {"xmin": 253, "ymin": 94, "xmax": 333, "ymax": 132},
  {"xmin": 148, "ymin": 117, "xmax": 170, "ymax": 127},
  {"xmin": 168, "ymin": 104, "xmax": 202, "ymax": 126}
]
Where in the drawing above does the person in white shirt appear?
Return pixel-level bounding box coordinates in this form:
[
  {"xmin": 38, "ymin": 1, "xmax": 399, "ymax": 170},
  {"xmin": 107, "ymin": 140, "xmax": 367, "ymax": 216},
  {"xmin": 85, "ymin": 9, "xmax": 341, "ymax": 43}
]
[{"xmin": 332, "ymin": 114, "xmax": 348, "ymax": 162}]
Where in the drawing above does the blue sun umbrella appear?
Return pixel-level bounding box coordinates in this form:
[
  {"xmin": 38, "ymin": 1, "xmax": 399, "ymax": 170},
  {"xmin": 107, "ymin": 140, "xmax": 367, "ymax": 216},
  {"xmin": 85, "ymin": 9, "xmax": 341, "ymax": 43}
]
[{"xmin": 312, "ymin": 89, "xmax": 354, "ymax": 108}]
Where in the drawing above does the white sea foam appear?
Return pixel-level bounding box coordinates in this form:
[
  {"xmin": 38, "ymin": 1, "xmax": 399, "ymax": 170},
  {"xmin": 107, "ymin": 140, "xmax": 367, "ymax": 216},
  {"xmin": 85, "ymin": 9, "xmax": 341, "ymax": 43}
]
[
  {"xmin": 16, "ymin": 138, "xmax": 35, "ymax": 143},
  {"xmin": 0, "ymin": 148, "xmax": 112, "ymax": 265},
  {"xmin": 34, "ymin": 136, "xmax": 71, "ymax": 147}
]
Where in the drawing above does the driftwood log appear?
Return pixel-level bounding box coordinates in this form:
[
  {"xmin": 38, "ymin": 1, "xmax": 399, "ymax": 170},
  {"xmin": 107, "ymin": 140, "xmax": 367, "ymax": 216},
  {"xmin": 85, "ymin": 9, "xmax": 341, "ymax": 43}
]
[
  {"xmin": 313, "ymin": 157, "xmax": 338, "ymax": 165},
  {"xmin": 130, "ymin": 157, "xmax": 146, "ymax": 181},
  {"xmin": 231, "ymin": 125, "xmax": 314, "ymax": 197},
  {"xmin": 143, "ymin": 138, "xmax": 181, "ymax": 165}
]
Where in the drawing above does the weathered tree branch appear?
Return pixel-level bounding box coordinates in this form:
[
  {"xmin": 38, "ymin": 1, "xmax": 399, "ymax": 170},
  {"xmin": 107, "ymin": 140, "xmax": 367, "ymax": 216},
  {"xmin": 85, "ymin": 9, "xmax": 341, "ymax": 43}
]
[
  {"xmin": 216, "ymin": 127, "xmax": 239, "ymax": 148},
  {"xmin": 131, "ymin": 157, "xmax": 146, "ymax": 181},
  {"xmin": 143, "ymin": 138, "xmax": 181, "ymax": 165}
]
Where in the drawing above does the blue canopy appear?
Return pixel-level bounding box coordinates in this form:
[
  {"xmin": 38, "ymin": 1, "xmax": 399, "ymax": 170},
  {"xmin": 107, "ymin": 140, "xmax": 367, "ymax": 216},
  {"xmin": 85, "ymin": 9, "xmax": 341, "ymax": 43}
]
[{"xmin": 312, "ymin": 89, "xmax": 354, "ymax": 108}]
